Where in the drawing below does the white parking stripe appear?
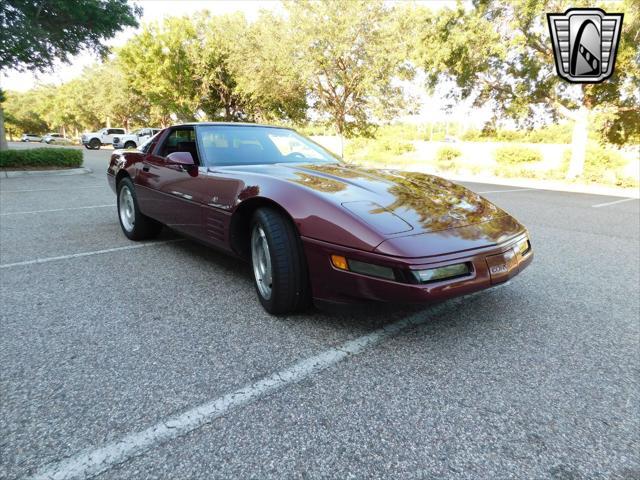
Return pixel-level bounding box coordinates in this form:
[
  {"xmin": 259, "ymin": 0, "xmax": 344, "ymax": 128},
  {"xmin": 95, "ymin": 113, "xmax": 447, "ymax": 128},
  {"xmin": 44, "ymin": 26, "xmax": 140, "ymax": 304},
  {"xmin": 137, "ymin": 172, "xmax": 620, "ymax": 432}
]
[
  {"xmin": 592, "ymin": 197, "xmax": 637, "ymax": 208},
  {"xmin": 27, "ymin": 283, "xmax": 509, "ymax": 480},
  {"xmin": 0, "ymin": 204, "xmax": 115, "ymax": 216},
  {"xmin": 476, "ymin": 188, "xmax": 537, "ymax": 194},
  {"xmin": 0, "ymin": 185, "xmax": 105, "ymax": 193},
  {"xmin": 0, "ymin": 240, "xmax": 183, "ymax": 269}
]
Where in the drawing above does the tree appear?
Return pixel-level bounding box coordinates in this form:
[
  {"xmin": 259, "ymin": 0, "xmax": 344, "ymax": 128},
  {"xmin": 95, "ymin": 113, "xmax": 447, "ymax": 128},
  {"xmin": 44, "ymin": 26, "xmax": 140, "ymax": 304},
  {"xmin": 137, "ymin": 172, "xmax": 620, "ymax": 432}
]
[
  {"xmin": 287, "ymin": 0, "xmax": 414, "ymax": 150},
  {"xmin": 0, "ymin": 89, "xmax": 7, "ymax": 148},
  {"xmin": 118, "ymin": 17, "xmax": 202, "ymax": 123},
  {"xmin": 0, "ymin": 0, "xmax": 141, "ymax": 148},
  {"xmin": 228, "ymin": 11, "xmax": 308, "ymax": 123},
  {"xmin": 2, "ymin": 88, "xmax": 49, "ymax": 138},
  {"xmin": 191, "ymin": 12, "xmax": 248, "ymax": 121},
  {"xmin": 415, "ymin": 0, "xmax": 640, "ymax": 179}
]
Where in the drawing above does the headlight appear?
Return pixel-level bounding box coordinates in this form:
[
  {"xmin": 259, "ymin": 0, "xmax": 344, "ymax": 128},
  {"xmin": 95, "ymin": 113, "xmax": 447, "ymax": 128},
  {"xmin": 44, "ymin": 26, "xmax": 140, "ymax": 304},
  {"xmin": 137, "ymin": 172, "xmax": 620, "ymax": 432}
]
[
  {"xmin": 412, "ymin": 263, "xmax": 470, "ymax": 284},
  {"xmin": 348, "ymin": 259, "xmax": 395, "ymax": 280}
]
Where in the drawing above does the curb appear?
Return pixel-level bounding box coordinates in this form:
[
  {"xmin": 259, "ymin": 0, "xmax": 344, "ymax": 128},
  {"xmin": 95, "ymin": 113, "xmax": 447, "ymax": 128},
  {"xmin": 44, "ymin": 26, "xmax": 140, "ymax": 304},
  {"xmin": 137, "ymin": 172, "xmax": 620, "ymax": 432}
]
[
  {"xmin": 442, "ymin": 172, "xmax": 640, "ymax": 199},
  {"xmin": 2, "ymin": 167, "xmax": 93, "ymax": 178},
  {"xmin": 364, "ymin": 163, "xmax": 640, "ymax": 199}
]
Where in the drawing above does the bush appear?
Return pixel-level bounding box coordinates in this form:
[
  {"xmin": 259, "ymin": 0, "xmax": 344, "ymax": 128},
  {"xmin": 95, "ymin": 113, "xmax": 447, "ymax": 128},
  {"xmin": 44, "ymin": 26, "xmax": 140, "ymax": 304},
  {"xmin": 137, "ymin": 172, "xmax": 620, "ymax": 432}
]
[
  {"xmin": 0, "ymin": 148, "xmax": 82, "ymax": 168},
  {"xmin": 461, "ymin": 124, "xmax": 573, "ymax": 144},
  {"xmin": 435, "ymin": 146, "xmax": 462, "ymax": 171},
  {"xmin": 561, "ymin": 144, "xmax": 634, "ymax": 186},
  {"xmin": 494, "ymin": 146, "xmax": 542, "ymax": 165},
  {"xmin": 378, "ymin": 138, "xmax": 415, "ymax": 155}
]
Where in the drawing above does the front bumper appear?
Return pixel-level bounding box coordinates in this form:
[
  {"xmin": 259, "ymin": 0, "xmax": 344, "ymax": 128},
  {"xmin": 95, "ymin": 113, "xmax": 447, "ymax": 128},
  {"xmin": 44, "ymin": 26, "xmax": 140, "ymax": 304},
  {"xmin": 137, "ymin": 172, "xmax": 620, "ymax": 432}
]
[{"xmin": 302, "ymin": 233, "xmax": 533, "ymax": 305}]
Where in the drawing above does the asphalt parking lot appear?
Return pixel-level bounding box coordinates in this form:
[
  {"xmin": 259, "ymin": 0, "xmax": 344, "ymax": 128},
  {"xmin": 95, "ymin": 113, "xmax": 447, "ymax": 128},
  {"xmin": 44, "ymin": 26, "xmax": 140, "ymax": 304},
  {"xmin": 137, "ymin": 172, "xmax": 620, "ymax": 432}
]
[{"xmin": 1, "ymin": 143, "xmax": 639, "ymax": 480}]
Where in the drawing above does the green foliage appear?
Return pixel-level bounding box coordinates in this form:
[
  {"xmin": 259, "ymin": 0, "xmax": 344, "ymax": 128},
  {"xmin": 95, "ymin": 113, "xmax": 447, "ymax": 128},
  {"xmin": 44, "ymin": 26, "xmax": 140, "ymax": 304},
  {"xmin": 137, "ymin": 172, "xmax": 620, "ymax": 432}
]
[
  {"xmin": 228, "ymin": 11, "xmax": 308, "ymax": 123},
  {"xmin": 0, "ymin": 0, "xmax": 141, "ymax": 71},
  {"xmin": 494, "ymin": 146, "xmax": 542, "ymax": 166},
  {"xmin": 3, "ymin": 89, "xmax": 50, "ymax": 135},
  {"xmin": 345, "ymin": 135, "xmax": 414, "ymax": 163},
  {"xmin": 493, "ymin": 165, "xmax": 539, "ymax": 179},
  {"xmin": 288, "ymin": 0, "xmax": 414, "ymax": 137},
  {"xmin": 435, "ymin": 146, "xmax": 462, "ymax": 171},
  {"xmin": 414, "ymin": 0, "xmax": 640, "ymax": 147},
  {"xmin": 119, "ymin": 16, "xmax": 201, "ymax": 123},
  {"xmin": 462, "ymin": 123, "xmax": 573, "ymax": 144},
  {"xmin": 378, "ymin": 138, "xmax": 415, "ymax": 155},
  {"xmin": 561, "ymin": 144, "xmax": 635, "ymax": 187},
  {"xmin": 117, "ymin": 11, "xmax": 307, "ymax": 124},
  {"xmin": 0, "ymin": 148, "xmax": 82, "ymax": 168}
]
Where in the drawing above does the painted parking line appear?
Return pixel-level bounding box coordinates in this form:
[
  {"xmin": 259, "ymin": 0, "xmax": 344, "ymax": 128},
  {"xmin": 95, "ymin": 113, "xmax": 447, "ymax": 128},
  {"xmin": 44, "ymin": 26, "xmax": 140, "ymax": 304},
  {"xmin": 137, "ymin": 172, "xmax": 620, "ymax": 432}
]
[
  {"xmin": 0, "ymin": 185, "xmax": 105, "ymax": 194},
  {"xmin": 0, "ymin": 240, "xmax": 183, "ymax": 269},
  {"xmin": 27, "ymin": 283, "xmax": 509, "ymax": 480},
  {"xmin": 476, "ymin": 188, "xmax": 537, "ymax": 194},
  {"xmin": 591, "ymin": 197, "xmax": 637, "ymax": 208},
  {"xmin": 0, "ymin": 204, "xmax": 115, "ymax": 216}
]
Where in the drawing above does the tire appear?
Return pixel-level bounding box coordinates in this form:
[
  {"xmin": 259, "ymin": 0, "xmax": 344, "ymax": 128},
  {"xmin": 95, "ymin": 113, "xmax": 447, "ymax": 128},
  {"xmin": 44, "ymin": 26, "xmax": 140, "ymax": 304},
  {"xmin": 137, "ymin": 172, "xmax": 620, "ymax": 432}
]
[
  {"xmin": 89, "ymin": 138, "xmax": 101, "ymax": 149},
  {"xmin": 250, "ymin": 207, "xmax": 310, "ymax": 314},
  {"xmin": 124, "ymin": 141, "xmax": 136, "ymax": 149},
  {"xmin": 117, "ymin": 177, "xmax": 162, "ymax": 240}
]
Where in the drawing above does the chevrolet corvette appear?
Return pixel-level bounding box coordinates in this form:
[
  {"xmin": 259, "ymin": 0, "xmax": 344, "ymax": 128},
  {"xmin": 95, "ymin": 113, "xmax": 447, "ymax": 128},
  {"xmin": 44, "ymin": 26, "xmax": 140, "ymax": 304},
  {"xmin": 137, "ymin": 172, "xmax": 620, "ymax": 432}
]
[{"xmin": 107, "ymin": 123, "xmax": 532, "ymax": 314}]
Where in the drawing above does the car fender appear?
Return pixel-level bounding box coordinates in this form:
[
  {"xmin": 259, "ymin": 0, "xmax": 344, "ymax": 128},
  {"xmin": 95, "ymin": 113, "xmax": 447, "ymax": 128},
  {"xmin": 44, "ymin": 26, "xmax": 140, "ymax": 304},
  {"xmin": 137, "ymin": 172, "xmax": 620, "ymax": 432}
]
[{"xmin": 229, "ymin": 173, "xmax": 388, "ymax": 252}]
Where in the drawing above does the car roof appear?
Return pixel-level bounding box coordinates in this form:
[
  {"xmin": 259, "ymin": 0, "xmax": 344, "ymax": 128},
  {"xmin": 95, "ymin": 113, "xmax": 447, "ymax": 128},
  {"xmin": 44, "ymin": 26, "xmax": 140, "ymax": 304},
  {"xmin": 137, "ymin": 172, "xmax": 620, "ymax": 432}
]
[{"xmin": 172, "ymin": 122, "xmax": 294, "ymax": 131}]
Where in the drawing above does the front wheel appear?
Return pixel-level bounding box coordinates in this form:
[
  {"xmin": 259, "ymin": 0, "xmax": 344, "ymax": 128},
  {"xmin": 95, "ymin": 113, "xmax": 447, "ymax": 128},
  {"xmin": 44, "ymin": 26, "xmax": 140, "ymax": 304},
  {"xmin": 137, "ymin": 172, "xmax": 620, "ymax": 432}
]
[
  {"xmin": 250, "ymin": 208, "xmax": 310, "ymax": 315},
  {"xmin": 117, "ymin": 177, "xmax": 162, "ymax": 240},
  {"xmin": 124, "ymin": 141, "xmax": 136, "ymax": 149}
]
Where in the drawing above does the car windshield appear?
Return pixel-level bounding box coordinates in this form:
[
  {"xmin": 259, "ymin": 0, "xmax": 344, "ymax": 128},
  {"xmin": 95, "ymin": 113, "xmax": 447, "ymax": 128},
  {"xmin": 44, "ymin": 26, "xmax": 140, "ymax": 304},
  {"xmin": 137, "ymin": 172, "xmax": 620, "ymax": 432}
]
[{"xmin": 198, "ymin": 126, "xmax": 340, "ymax": 166}]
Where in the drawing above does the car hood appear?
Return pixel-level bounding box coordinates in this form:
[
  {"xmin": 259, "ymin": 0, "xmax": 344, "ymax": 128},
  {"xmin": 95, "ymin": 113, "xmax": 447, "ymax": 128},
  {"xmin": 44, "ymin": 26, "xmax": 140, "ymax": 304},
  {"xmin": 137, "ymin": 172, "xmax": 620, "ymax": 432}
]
[{"xmin": 274, "ymin": 162, "xmax": 508, "ymax": 235}]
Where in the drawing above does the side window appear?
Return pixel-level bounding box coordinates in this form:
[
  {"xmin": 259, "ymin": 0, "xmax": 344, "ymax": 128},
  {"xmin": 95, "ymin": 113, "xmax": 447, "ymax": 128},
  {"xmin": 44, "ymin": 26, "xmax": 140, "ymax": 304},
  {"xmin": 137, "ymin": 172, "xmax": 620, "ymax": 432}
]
[
  {"xmin": 116, "ymin": 129, "xmax": 125, "ymax": 135},
  {"xmin": 158, "ymin": 128, "xmax": 199, "ymax": 164}
]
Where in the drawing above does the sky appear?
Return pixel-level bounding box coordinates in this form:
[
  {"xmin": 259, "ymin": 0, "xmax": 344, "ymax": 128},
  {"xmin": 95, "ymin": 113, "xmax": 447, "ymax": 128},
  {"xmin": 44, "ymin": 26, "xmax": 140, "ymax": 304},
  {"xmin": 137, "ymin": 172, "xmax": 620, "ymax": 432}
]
[{"xmin": 0, "ymin": 0, "xmax": 487, "ymax": 127}]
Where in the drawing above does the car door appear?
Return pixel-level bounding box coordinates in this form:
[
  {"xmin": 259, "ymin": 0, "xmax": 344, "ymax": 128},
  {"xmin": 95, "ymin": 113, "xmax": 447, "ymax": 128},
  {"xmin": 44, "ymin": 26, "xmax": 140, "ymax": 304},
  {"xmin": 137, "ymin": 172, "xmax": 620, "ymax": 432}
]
[
  {"xmin": 135, "ymin": 127, "xmax": 205, "ymax": 239},
  {"xmin": 104, "ymin": 129, "xmax": 122, "ymax": 144},
  {"xmin": 138, "ymin": 129, "xmax": 152, "ymax": 143}
]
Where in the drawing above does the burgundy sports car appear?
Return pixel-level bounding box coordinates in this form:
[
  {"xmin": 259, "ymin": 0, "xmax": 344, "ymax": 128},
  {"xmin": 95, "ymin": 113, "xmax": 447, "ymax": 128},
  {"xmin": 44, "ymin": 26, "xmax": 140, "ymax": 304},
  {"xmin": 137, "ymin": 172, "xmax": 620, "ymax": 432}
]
[{"xmin": 107, "ymin": 123, "xmax": 532, "ymax": 314}]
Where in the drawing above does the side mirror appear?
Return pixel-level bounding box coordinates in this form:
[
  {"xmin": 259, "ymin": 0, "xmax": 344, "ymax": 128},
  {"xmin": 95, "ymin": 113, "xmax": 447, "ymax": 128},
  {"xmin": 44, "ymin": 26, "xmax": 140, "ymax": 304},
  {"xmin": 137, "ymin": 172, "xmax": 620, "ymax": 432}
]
[{"xmin": 166, "ymin": 151, "xmax": 195, "ymax": 166}]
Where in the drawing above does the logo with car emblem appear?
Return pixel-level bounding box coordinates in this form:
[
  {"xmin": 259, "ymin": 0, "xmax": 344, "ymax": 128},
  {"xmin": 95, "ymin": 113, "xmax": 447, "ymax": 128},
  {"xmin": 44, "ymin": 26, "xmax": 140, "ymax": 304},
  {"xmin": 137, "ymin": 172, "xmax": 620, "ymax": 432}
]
[
  {"xmin": 490, "ymin": 264, "xmax": 509, "ymax": 275},
  {"xmin": 547, "ymin": 8, "xmax": 623, "ymax": 83}
]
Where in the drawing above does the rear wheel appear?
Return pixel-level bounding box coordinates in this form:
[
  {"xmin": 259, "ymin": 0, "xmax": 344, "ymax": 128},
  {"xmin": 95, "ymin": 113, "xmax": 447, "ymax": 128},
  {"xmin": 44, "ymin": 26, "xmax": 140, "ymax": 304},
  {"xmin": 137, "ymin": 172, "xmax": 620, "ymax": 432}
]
[
  {"xmin": 250, "ymin": 208, "xmax": 310, "ymax": 314},
  {"xmin": 89, "ymin": 138, "xmax": 101, "ymax": 149},
  {"xmin": 117, "ymin": 177, "xmax": 162, "ymax": 240},
  {"xmin": 124, "ymin": 141, "xmax": 136, "ymax": 149}
]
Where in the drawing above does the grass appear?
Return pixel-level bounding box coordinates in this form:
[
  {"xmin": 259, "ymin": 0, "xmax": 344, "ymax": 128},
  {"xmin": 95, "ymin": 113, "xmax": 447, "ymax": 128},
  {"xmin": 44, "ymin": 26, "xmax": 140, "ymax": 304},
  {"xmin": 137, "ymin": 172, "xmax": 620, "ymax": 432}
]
[{"xmin": 0, "ymin": 148, "xmax": 82, "ymax": 169}]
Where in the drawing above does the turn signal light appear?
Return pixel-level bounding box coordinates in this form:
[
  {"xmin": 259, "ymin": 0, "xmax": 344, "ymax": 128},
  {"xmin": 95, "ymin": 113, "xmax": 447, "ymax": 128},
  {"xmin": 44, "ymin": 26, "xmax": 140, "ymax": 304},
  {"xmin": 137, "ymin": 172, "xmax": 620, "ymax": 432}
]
[{"xmin": 331, "ymin": 254, "xmax": 349, "ymax": 270}]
